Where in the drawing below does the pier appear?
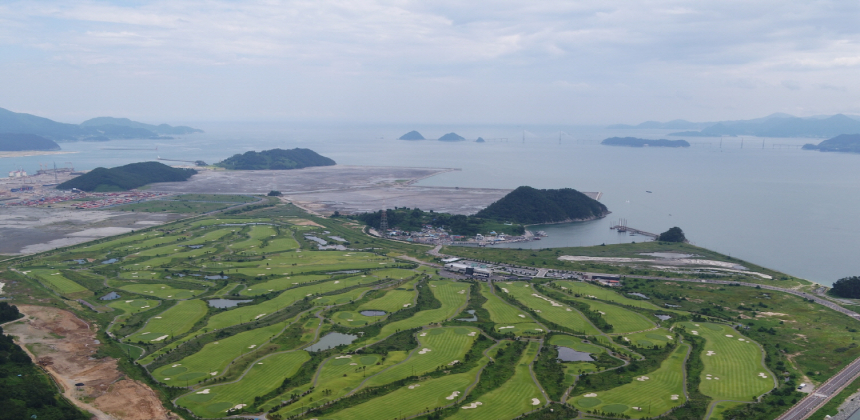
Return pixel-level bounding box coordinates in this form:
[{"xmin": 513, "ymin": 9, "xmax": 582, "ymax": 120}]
[{"xmin": 610, "ymin": 219, "xmax": 658, "ymax": 239}]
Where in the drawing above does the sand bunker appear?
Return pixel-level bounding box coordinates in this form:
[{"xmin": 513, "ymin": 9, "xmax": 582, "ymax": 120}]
[
  {"xmin": 531, "ymin": 293, "xmax": 563, "ymax": 307},
  {"xmin": 706, "ymin": 351, "xmax": 716, "ymax": 356},
  {"xmin": 151, "ymin": 335, "xmax": 169, "ymax": 342},
  {"xmin": 531, "ymin": 398, "xmax": 540, "ymax": 405},
  {"xmin": 196, "ymin": 389, "xmax": 210, "ymax": 394},
  {"xmin": 691, "ymin": 331, "xmax": 699, "ymax": 335},
  {"xmin": 738, "ymin": 338, "xmax": 745, "ymax": 341},
  {"xmin": 666, "ymin": 335, "xmax": 673, "ymax": 340},
  {"xmin": 518, "ymin": 314, "xmax": 526, "ymax": 318},
  {"xmin": 420, "ymin": 332, "xmax": 427, "ymax": 336},
  {"xmin": 499, "ymin": 326, "xmax": 514, "ymax": 330},
  {"xmin": 408, "ymin": 384, "xmax": 421, "ymax": 389},
  {"xmin": 725, "ymin": 334, "xmax": 733, "ymax": 337},
  {"xmin": 418, "ymin": 348, "xmax": 432, "ymax": 355},
  {"xmin": 446, "ymin": 391, "xmax": 461, "ymax": 400},
  {"xmin": 350, "ymin": 363, "xmax": 357, "ymax": 365},
  {"xmin": 335, "ymin": 355, "xmax": 353, "ymax": 359},
  {"xmin": 255, "ymin": 313, "xmax": 266, "ymax": 319},
  {"xmin": 403, "ymin": 303, "xmax": 411, "ymax": 307},
  {"xmin": 448, "ymin": 360, "xmax": 460, "ymax": 366},
  {"xmin": 758, "ymin": 372, "xmax": 768, "ymax": 378},
  {"xmin": 461, "ymin": 402, "xmax": 482, "ymax": 409},
  {"xmin": 636, "ymin": 376, "xmax": 650, "ymax": 381},
  {"xmin": 502, "ymin": 288, "xmax": 509, "ymax": 293},
  {"xmin": 172, "ymin": 364, "xmax": 181, "ymax": 367},
  {"xmin": 565, "ymin": 308, "xmax": 572, "ymax": 311},
  {"xmin": 468, "ymin": 332, "xmax": 476, "ymax": 336},
  {"xmin": 584, "ymin": 393, "xmax": 598, "ymax": 397},
  {"xmin": 248, "ymin": 344, "xmax": 257, "ymax": 349},
  {"xmin": 231, "ymin": 404, "xmax": 247, "ymax": 410},
  {"xmin": 535, "ymin": 328, "xmax": 543, "ymax": 332},
  {"xmin": 623, "ymin": 337, "xmax": 630, "ymax": 342},
  {"xmin": 458, "ymin": 290, "xmax": 465, "ymax": 294},
  {"xmin": 671, "ymin": 394, "xmax": 679, "ymax": 400}
]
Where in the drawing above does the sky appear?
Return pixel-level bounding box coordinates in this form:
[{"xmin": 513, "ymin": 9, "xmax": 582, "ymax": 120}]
[{"xmin": 1, "ymin": 0, "xmax": 859, "ymax": 125}]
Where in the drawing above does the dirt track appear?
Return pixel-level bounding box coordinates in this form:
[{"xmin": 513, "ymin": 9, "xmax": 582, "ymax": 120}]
[{"xmin": 4, "ymin": 305, "xmax": 179, "ymax": 420}]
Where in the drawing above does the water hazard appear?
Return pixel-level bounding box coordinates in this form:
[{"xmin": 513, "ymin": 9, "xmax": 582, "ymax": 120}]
[
  {"xmin": 556, "ymin": 346, "xmax": 595, "ymax": 362},
  {"xmin": 359, "ymin": 310, "xmax": 386, "ymax": 317},
  {"xmin": 456, "ymin": 309, "xmax": 478, "ymax": 322},
  {"xmin": 306, "ymin": 332, "xmax": 358, "ymax": 352},
  {"xmin": 208, "ymin": 299, "xmax": 252, "ymax": 308}
]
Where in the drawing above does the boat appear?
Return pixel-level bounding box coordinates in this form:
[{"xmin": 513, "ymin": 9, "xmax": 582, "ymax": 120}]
[{"xmin": 646, "ymin": 191, "xmax": 652, "ymax": 193}]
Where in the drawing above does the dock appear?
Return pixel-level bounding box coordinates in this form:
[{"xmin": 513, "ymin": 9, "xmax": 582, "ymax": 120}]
[{"xmin": 610, "ymin": 219, "xmax": 658, "ymax": 239}]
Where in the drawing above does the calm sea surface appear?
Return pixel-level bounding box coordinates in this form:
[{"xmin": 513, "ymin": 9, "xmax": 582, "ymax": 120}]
[{"xmin": 3, "ymin": 122, "xmax": 859, "ymax": 285}]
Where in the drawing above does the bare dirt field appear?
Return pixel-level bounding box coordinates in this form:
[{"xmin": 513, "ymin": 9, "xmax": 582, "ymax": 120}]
[
  {"xmin": 0, "ymin": 207, "xmax": 182, "ymax": 255},
  {"xmin": 4, "ymin": 305, "xmax": 178, "ymax": 420},
  {"xmin": 287, "ymin": 185, "xmax": 513, "ymax": 215}
]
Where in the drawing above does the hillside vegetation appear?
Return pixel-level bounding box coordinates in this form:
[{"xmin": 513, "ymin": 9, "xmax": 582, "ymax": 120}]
[
  {"xmin": 56, "ymin": 161, "xmax": 197, "ymax": 192},
  {"xmin": 803, "ymin": 134, "xmax": 860, "ymax": 153},
  {"xmin": 215, "ymin": 148, "xmax": 335, "ymax": 170},
  {"xmin": 0, "ymin": 133, "xmax": 60, "ymax": 151},
  {"xmin": 474, "ymin": 186, "xmax": 609, "ymax": 224},
  {"xmin": 355, "ymin": 208, "xmax": 525, "ymax": 236}
]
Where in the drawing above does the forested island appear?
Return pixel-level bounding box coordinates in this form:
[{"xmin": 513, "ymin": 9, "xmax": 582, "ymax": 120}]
[
  {"xmin": 56, "ymin": 161, "xmax": 197, "ymax": 192},
  {"xmin": 802, "ymin": 134, "xmax": 860, "ymax": 153},
  {"xmin": 0, "ymin": 106, "xmax": 203, "ymax": 141},
  {"xmin": 601, "ymin": 137, "xmax": 690, "ymax": 148},
  {"xmin": 0, "ymin": 133, "xmax": 61, "ymax": 151},
  {"xmin": 215, "ymin": 148, "xmax": 335, "ymax": 170},
  {"xmin": 438, "ymin": 132, "xmax": 465, "ymax": 141},
  {"xmin": 398, "ymin": 131, "xmax": 425, "ymax": 140},
  {"xmin": 474, "ymin": 186, "xmax": 609, "ymax": 224}
]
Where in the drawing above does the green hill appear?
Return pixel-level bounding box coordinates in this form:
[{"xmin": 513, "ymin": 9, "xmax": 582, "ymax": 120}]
[
  {"xmin": 475, "ymin": 186, "xmax": 609, "ymax": 224},
  {"xmin": 601, "ymin": 137, "xmax": 690, "ymax": 148},
  {"xmin": 80, "ymin": 117, "xmax": 203, "ymax": 135},
  {"xmin": 0, "ymin": 133, "xmax": 60, "ymax": 151},
  {"xmin": 399, "ymin": 130, "xmax": 425, "ymax": 140},
  {"xmin": 802, "ymin": 134, "xmax": 860, "ymax": 153},
  {"xmin": 56, "ymin": 162, "xmax": 197, "ymax": 192},
  {"xmin": 215, "ymin": 148, "xmax": 335, "ymax": 170}
]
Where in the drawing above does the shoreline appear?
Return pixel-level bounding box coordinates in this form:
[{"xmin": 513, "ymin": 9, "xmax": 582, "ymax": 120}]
[{"xmin": 0, "ymin": 150, "xmax": 79, "ymax": 159}]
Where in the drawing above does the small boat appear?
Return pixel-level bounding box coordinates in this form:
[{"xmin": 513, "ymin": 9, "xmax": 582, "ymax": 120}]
[{"xmin": 646, "ymin": 191, "xmax": 652, "ymax": 193}]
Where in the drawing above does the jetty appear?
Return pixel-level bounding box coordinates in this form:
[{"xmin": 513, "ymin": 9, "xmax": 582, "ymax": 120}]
[{"xmin": 610, "ymin": 219, "xmax": 658, "ymax": 239}]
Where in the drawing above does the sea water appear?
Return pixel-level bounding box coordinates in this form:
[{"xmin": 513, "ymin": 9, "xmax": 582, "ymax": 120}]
[{"xmin": 4, "ymin": 122, "xmax": 859, "ymax": 285}]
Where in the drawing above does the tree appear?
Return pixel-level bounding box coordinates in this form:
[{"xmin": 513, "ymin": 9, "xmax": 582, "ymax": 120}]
[
  {"xmin": 267, "ymin": 190, "xmax": 282, "ymax": 196},
  {"xmin": 658, "ymin": 226, "xmax": 686, "ymax": 242},
  {"xmin": 832, "ymin": 276, "xmax": 860, "ymax": 298}
]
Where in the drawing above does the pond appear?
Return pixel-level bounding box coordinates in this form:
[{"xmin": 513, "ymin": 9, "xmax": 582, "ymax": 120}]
[
  {"xmin": 456, "ymin": 309, "xmax": 478, "ymax": 322},
  {"xmin": 305, "ymin": 332, "xmax": 358, "ymax": 352},
  {"xmin": 328, "ymin": 236, "xmax": 347, "ymax": 242},
  {"xmin": 627, "ymin": 292, "xmax": 650, "ymax": 299},
  {"xmin": 204, "ymin": 275, "xmax": 229, "ymax": 280},
  {"xmin": 100, "ymin": 258, "xmax": 118, "ymax": 264},
  {"xmin": 359, "ymin": 310, "xmax": 386, "ymax": 317},
  {"xmin": 319, "ymin": 245, "xmax": 348, "ymax": 250},
  {"xmin": 557, "ymin": 346, "xmax": 595, "ymax": 362},
  {"xmin": 655, "ymin": 315, "xmax": 672, "ymax": 321},
  {"xmin": 208, "ymin": 299, "xmax": 252, "ymax": 308},
  {"xmin": 305, "ymin": 235, "xmax": 327, "ymax": 245},
  {"xmin": 186, "ymin": 245, "xmax": 204, "ymax": 249}
]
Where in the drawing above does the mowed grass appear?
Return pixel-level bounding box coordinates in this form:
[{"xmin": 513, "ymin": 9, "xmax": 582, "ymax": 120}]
[
  {"xmin": 27, "ymin": 269, "xmax": 90, "ymax": 297},
  {"xmin": 126, "ymin": 299, "xmax": 207, "ymax": 343},
  {"xmin": 209, "ymin": 276, "xmax": 368, "ymax": 330},
  {"xmin": 365, "ymin": 281, "xmax": 469, "ymax": 343},
  {"xmin": 549, "ymin": 335, "xmax": 608, "ymax": 354},
  {"xmin": 574, "ymin": 298, "xmax": 655, "ymax": 334},
  {"xmin": 481, "ymin": 282, "xmax": 528, "ymax": 324},
  {"xmin": 241, "ymin": 274, "xmax": 331, "ymax": 295},
  {"xmin": 503, "ymin": 282, "xmax": 599, "ymax": 335},
  {"xmin": 554, "ymin": 281, "xmax": 677, "ymax": 312},
  {"xmin": 446, "ymin": 341, "xmax": 543, "ymax": 420},
  {"xmin": 494, "ymin": 323, "xmax": 546, "ymax": 336},
  {"xmin": 270, "ymin": 352, "xmax": 407, "ymax": 416},
  {"xmin": 324, "ymin": 365, "xmax": 484, "ymax": 420},
  {"xmin": 313, "ymin": 286, "xmax": 371, "ymax": 306},
  {"xmin": 177, "ymin": 351, "xmax": 310, "ymax": 417},
  {"xmin": 107, "ymin": 299, "xmax": 160, "ymax": 332},
  {"xmin": 569, "ymin": 342, "xmax": 689, "ymax": 418},
  {"xmin": 152, "ymin": 321, "xmax": 289, "ymax": 384},
  {"xmin": 682, "ymin": 322, "xmax": 774, "ymax": 400},
  {"xmin": 370, "ymin": 268, "xmax": 416, "ymax": 280},
  {"xmin": 225, "ymin": 251, "xmax": 396, "ymax": 276},
  {"xmin": 363, "ymin": 327, "xmax": 478, "ymax": 387},
  {"xmin": 622, "ymin": 328, "xmax": 675, "ymax": 348},
  {"xmin": 357, "ymin": 280, "xmax": 417, "ymax": 312},
  {"xmin": 260, "ymin": 236, "xmax": 300, "ymax": 253},
  {"xmin": 119, "ymin": 283, "xmax": 203, "ymax": 299}
]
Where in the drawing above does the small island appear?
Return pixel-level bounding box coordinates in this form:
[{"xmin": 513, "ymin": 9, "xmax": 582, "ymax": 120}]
[
  {"xmin": 475, "ymin": 186, "xmax": 609, "ymax": 224},
  {"xmin": 398, "ymin": 131, "xmax": 425, "ymax": 140},
  {"xmin": 802, "ymin": 134, "xmax": 860, "ymax": 153},
  {"xmin": 0, "ymin": 133, "xmax": 61, "ymax": 151},
  {"xmin": 476, "ymin": 137, "xmax": 486, "ymax": 143},
  {"xmin": 601, "ymin": 137, "xmax": 690, "ymax": 148},
  {"xmin": 215, "ymin": 148, "xmax": 335, "ymax": 170},
  {"xmin": 438, "ymin": 132, "xmax": 465, "ymax": 142},
  {"xmin": 57, "ymin": 161, "xmax": 197, "ymax": 192}
]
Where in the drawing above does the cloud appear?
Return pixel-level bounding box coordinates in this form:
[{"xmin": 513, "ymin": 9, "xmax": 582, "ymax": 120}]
[{"xmin": 781, "ymin": 80, "xmax": 801, "ymax": 90}]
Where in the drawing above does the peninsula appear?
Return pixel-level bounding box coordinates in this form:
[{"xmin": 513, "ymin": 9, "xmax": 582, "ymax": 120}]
[
  {"xmin": 56, "ymin": 161, "xmax": 197, "ymax": 192},
  {"xmin": 475, "ymin": 186, "xmax": 609, "ymax": 224},
  {"xmin": 215, "ymin": 148, "xmax": 335, "ymax": 170},
  {"xmin": 0, "ymin": 133, "xmax": 61, "ymax": 151},
  {"xmin": 802, "ymin": 134, "xmax": 860, "ymax": 153}
]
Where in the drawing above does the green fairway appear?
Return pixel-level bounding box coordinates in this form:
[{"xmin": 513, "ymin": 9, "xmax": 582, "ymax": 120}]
[
  {"xmin": 364, "ymin": 281, "xmax": 469, "ymax": 343},
  {"xmin": 549, "ymin": 335, "xmax": 608, "ymax": 354},
  {"xmin": 152, "ymin": 320, "xmax": 289, "ymax": 384},
  {"xmin": 573, "ymin": 298, "xmax": 655, "ymax": 334},
  {"xmin": 569, "ymin": 342, "xmax": 689, "ymax": 418},
  {"xmin": 622, "ymin": 328, "xmax": 675, "ymax": 348},
  {"xmin": 312, "ymin": 286, "xmax": 372, "ymax": 306},
  {"xmin": 553, "ymin": 280, "xmax": 679, "ymax": 312},
  {"xmin": 503, "ymin": 282, "xmax": 599, "ymax": 335},
  {"xmin": 240, "ymin": 274, "xmax": 331, "ymax": 296},
  {"xmin": 119, "ymin": 283, "xmax": 203, "ymax": 299},
  {"xmin": 446, "ymin": 340, "xmax": 543, "ymax": 420},
  {"xmin": 324, "ymin": 365, "xmax": 484, "ymax": 420},
  {"xmin": 27, "ymin": 269, "xmax": 90, "ymax": 298},
  {"xmin": 177, "ymin": 350, "xmax": 309, "ymax": 417},
  {"xmin": 681, "ymin": 322, "xmax": 774, "ymax": 400},
  {"xmin": 356, "ymin": 280, "xmax": 416, "ymax": 312},
  {"xmin": 494, "ymin": 322, "xmax": 546, "ymax": 336},
  {"xmin": 481, "ymin": 282, "xmax": 529, "ymax": 324},
  {"xmin": 126, "ymin": 299, "xmax": 207, "ymax": 343},
  {"xmin": 363, "ymin": 326, "xmax": 479, "ymax": 387},
  {"xmin": 107, "ymin": 299, "xmax": 160, "ymax": 331}
]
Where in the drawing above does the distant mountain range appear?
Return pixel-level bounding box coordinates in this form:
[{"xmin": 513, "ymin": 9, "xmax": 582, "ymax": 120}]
[
  {"xmin": 609, "ymin": 113, "xmax": 860, "ymax": 138},
  {"xmin": 398, "ymin": 131, "xmax": 469, "ymax": 141},
  {"xmin": 0, "ymin": 107, "xmax": 203, "ymax": 142},
  {"xmin": 802, "ymin": 134, "xmax": 860, "ymax": 153}
]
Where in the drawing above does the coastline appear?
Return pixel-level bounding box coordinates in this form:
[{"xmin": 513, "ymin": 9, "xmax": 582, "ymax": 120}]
[{"xmin": 0, "ymin": 150, "xmax": 79, "ymax": 159}]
